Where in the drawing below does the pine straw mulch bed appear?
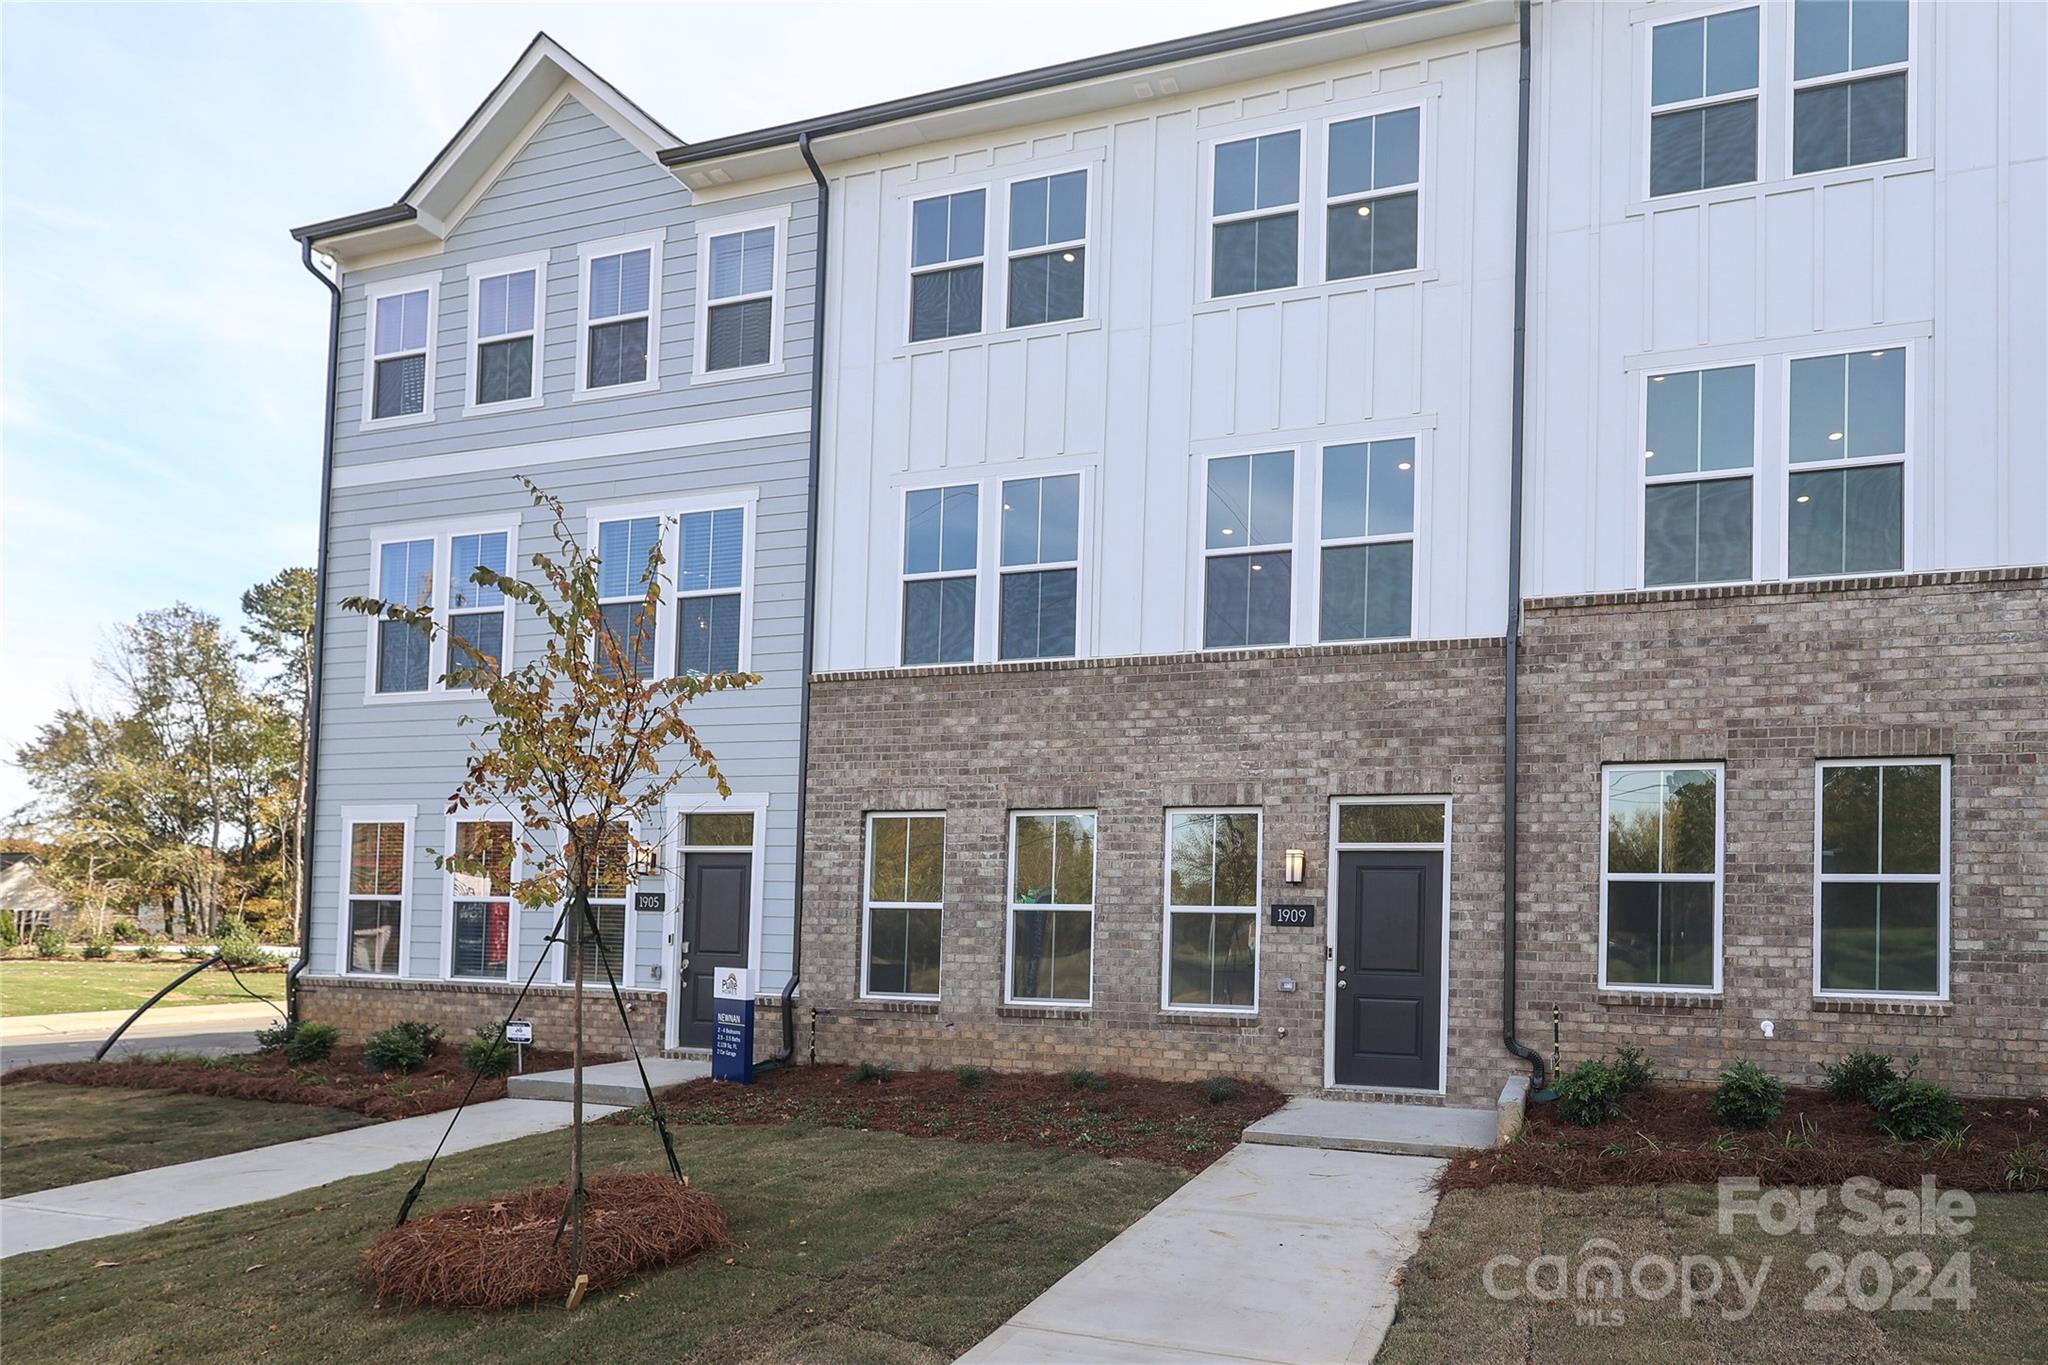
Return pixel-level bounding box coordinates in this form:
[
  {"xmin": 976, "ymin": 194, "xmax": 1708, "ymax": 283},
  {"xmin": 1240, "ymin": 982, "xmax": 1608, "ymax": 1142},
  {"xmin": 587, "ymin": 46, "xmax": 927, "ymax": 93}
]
[
  {"xmin": 1443, "ymin": 1082, "xmax": 2048, "ymax": 1194},
  {"xmin": 0, "ymin": 1048, "xmax": 608, "ymax": 1120},
  {"xmin": 631, "ymin": 1064, "xmax": 1286, "ymax": 1171},
  {"xmin": 358, "ymin": 1173, "xmax": 730, "ymax": 1310}
]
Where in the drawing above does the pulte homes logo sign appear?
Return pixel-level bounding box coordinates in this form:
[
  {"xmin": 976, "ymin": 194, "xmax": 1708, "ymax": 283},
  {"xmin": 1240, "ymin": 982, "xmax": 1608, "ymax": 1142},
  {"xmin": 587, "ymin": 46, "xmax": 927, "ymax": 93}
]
[{"xmin": 1482, "ymin": 1178, "xmax": 1978, "ymax": 1327}]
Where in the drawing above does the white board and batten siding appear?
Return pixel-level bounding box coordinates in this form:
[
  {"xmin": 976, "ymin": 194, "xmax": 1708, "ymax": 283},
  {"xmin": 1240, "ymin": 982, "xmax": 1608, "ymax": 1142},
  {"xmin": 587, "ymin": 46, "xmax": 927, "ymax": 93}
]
[
  {"xmin": 310, "ymin": 94, "xmax": 815, "ymax": 998},
  {"xmin": 814, "ymin": 24, "xmax": 1527, "ymax": 673}
]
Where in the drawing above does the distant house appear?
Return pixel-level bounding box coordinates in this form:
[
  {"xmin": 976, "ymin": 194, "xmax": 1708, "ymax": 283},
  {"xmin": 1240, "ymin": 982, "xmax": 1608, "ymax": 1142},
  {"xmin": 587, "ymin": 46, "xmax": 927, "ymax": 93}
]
[{"xmin": 1, "ymin": 852, "xmax": 74, "ymax": 939}]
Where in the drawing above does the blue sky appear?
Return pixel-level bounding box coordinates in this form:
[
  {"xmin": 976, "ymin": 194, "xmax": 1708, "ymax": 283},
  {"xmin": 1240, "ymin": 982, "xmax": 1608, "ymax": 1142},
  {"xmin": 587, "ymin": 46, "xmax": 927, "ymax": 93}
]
[{"xmin": 0, "ymin": 0, "xmax": 1314, "ymax": 818}]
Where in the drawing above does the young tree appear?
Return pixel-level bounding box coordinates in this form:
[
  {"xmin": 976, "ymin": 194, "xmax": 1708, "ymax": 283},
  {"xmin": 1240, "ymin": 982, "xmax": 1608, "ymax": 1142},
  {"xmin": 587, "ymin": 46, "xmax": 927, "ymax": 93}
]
[{"xmin": 342, "ymin": 478, "xmax": 757, "ymax": 1272}]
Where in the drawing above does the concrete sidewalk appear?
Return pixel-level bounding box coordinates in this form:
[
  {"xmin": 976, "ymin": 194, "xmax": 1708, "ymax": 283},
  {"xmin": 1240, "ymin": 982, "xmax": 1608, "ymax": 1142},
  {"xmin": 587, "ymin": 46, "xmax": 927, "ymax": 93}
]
[
  {"xmin": 0, "ymin": 1097, "xmax": 621, "ymax": 1260},
  {"xmin": 0, "ymin": 1001, "xmax": 281, "ymax": 1071},
  {"xmin": 959, "ymin": 1143, "xmax": 1444, "ymax": 1363}
]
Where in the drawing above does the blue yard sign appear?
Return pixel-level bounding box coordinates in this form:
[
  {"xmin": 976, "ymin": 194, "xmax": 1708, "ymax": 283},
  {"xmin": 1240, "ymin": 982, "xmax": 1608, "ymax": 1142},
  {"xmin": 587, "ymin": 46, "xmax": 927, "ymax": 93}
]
[{"xmin": 711, "ymin": 967, "xmax": 755, "ymax": 1083}]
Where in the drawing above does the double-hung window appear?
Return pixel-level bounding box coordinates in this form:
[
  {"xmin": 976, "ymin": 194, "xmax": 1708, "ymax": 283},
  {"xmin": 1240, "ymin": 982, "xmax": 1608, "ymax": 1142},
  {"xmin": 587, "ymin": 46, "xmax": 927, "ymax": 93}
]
[
  {"xmin": 1601, "ymin": 765, "xmax": 1722, "ymax": 992},
  {"xmin": 368, "ymin": 282, "xmax": 433, "ymax": 422},
  {"xmin": 1203, "ymin": 452, "xmax": 1293, "ymax": 649},
  {"xmin": 1165, "ymin": 810, "xmax": 1260, "ymax": 1011},
  {"xmin": 1793, "ymin": 0, "xmax": 1909, "ymax": 173},
  {"xmin": 470, "ymin": 263, "xmax": 540, "ymax": 407},
  {"xmin": 374, "ymin": 539, "xmax": 435, "ymax": 694},
  {"xmin": 447, "ymin": 531, "xmax": 509, "ymax": 685},
  {"xmin": 344, "ymin": 815, "xmax": 409, "ymax": 975},
  {"xmin": 1648, "ymin": 7, "xmax": 1760, "ymax": 196},
  {"xmin": 1643, "ymin": 365, "xmax": 1755, "ymax": 586},
  {"xmin": 563, "ymin": 821, "xmax": 631, "ymax": 985},
  {"xmin": 1318, "ymin": 440, "xmax": 1415, "ymax": 640},
  {"xmin": 596, "ymin": 516, "xmax": 661, "ymax": 679},
  {"xmin": 901, "ymin": 484, "xmax": 978, "ymax": 665},
  {"xmin": 999, "ymin": 474, "xmax": 1079, "ymax": 660},
  {"xmin": 449, "ymin": 818, "xmax": 514, "ymax": 980},
  {"xmin": 582, "ymin": 243, "xmax": 655, "ymax": 391},
  {"xmin": 1210, "ymin": 130, "xmax": 1300, "ymax": 297},
  {"xmin": 864, "ymin": 814, "xmax": 945, "ymax": 999},
  {"xmin": 1816, "ymin": 759, "xmax": 1946, "ymax": 997},
  {"xmin": 910, "ymin": 190, "xmax": 985, "ymax": 342},
  {"xmin": 1326, "ymin": 108, "xmax": 1420, "ymax": 279},
  {"xmin": 1006, "ymin": 171, "xmax": 1086, "ymax": 327},
  {"xmin": 1787, "ymin": 346, "xmax": 1905, "ymax": 577},
  {"xmin": 678, "ymin": 508, "xmax": 745, "ymax": 675},
  {"xmin": 1008, "ymin": 812, "xmax": 1095, "ymax": 1005},
  {"xmin": 703, "ymin": 226, "xmax": 776, "ymax": 372}
]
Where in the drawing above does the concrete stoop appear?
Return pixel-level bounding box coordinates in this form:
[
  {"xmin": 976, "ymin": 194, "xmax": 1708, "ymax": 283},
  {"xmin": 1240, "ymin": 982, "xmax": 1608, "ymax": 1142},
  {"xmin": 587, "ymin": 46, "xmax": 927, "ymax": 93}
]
[
  {"xmin": 1242, "ymin": 1096, "xmax": 1500, "ymax": 1158},
  {"xmin": 505, "ymin": 1056, "xmax": 710, "ymax": 1106}
]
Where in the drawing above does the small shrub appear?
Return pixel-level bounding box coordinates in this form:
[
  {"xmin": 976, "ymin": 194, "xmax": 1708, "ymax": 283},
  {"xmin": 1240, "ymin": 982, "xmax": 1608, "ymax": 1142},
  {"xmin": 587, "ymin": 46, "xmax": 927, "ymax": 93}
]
[
  {"xmin": 1873, "ymin": 1076, "xmax": 1966, "ymax": 1141},
  {"xmin": 954, "ymin": 1065, "xmax": 989, "ymax": 1091},
  {"xmin": 1710, "ymin": 1061, "xmax": 1785, "ymax": 1129},
  {"xmin": 1554, "ymin": 1058, "xmax": 1628, "ymax": 1127},
  {"xmin": 1612, "ymin": 1045, "xmax": 1655, "ymax": 1094},
  {"xmin": 81, "ymin": 936, "xmax": 115, "ymax": 959},
  {"xmin": 2004, "ymin": 1143, "xmax": 2045, "ymax": 1191},
  {"xmin": 844, "ymin": 1061, "xmax": 892, "ymax": 1085},
  {"xmin": 364, "ymin": 1020, "xmax": 442, "ymax": 1073},
  {"xmin": 31, "ymin": 928, "xmax": 67, "ymax": 958},
  {"xmin": 134, "ymin": 940, "xmax": 161, "ymax": 959},
  {"xmin": 0, "ymin": 913, "xmax": 17, "ymax": 949},
  {"xmin": 1065, "ymin": 1068, "xmax": 1109, "ymax": 1093},
  {"xmin": 111, "ymin": 918, "xmax": 138, "ymax": 941},
  {"xmin": 462, "ymin": 1024, "xmax": 515, "ymax": 1079},
  {"xmin": 255, "ymin": 1020, "xmax": 296, "ymax": 1053},
  {"xmin": 181, "ymin": 943, "xmax": 211, "ymax": 960},
  {"xmin": 212, "ymin": 916, "xmax": 270, "ymax": 969},
  {"xmin": 283, "ymin": 1021, "xmax": 339, "ymax": 1064},
  {"xmin": 1197, "ymin": 1076, "xmax": 1241, "ymax": 1105},
  {"xmin": 1822, "ymin": 1050, "xmax": 1899, "ymax": 1105}
]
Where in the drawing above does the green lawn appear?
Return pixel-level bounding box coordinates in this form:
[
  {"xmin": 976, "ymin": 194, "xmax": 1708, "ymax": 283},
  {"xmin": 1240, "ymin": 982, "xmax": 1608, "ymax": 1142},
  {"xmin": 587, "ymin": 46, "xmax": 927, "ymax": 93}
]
[
  {"xmin": 0, "ymin": 1083, "xmax": 372, "ymax": 1198},
  {"xmin": 0, "ymin": 1119, "xmax": 1185, "ymax": 1363},
  {"xmin": 0, "ymin": 960, "xmax": 286, "ymax": 1017},
  {"xmin": 1379, "ymin": 1183, "xmax": 2048, "ymax": 1364}
]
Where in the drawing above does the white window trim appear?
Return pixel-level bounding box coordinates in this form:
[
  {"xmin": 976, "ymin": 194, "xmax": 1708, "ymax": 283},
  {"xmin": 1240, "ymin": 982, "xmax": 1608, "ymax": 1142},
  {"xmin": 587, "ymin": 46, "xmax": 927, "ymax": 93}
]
[
  {"xmin": 362, "ymin": 517, "xmax": 521, "ymax": 704},
  {"xmin": 861, "ymin": 811, "xmax": 945, "ymax": 1003},
  {"xmin": 1160, "ymin": 807, "xmax": 1263, "ymax": 1015},
  {"xmin": 996, "ymin": 469, "xmax": 1087, "ymax": 662},
  {"xmin": 1200, "ymin": 123, "xmax": 1310, "ymax": 304},
  {"xmin": 462, "ymin": 253, "xmax": 547, "ymax": 417},
  {"xmin": 1311, "ymin": 436, "xmax": 1421, "ymax": 643},
  {"xmin": 1324, "ymin": 795, "xmax": 1453, "ymax": 1095},
  {"xmin": 574, "ymin": 229, "xmax": 665, "ymax": 401},
  {"xmin": 1321, "ymin": 103, "xmax": 1429, "ymax": 282},
  {"xmin": 552, "ymin": 818, "xmax": 639, "ymax": 987},
  {"xmin": 360, "ymin": 272, "xmax": 440, "ymax": 430},
  {"xmin": 1779, "ymin": 341, "xmax": 1913, "ymax": 582},
  {"xmin": 1003, "ymin": 810, "xmax": 1097, "ymax": 1007},
  {"xmin": 897, "ymin": 479, "xmax": 983, "ymax": 666},
  {"xmin": 585, "ymin": 489, "xmax": 761, "ymax": 682},
  {"xmin": 660, "ymin": 791, "xmax": 771, "ymax": 1045},
  {"xmin": 1597, "ymin": 762, "xmax": 1726, "ymax": 996},
  {"xmin": 1786, "ymin": 0, "xmax": 1916, "ymax": 179},
  {"xmin": 441, "ymin": 807, "xmax": 523, "ymax": 982},
  {"xmin": 1641, "ymin": 2, "xmax": 1766, "ymax": 201},
  {"xmin": 904, "ymin": 186, "xmax": 991, "ymax": 346},
  {"xmin": 1196, "ymin": 448, "xmax": 1302, "ymax": 653},
  {"xmin": 994, "ymin": 163, "xmax": 1094, "ymax": 335},
  {"xmin": 691, "ymin": 205, "xmax": 789, "ymax": 385},
  {"xmin": 1812, "ymin": 757, "xmax": 1950, "ymax": 1002},
  {"xmin": 1637, "ymin": 363, "xmax": 1763, "ymax": 589},
  {"xmin": 337, "ymin": 804, "xmax": 418, "ymax": 978}
]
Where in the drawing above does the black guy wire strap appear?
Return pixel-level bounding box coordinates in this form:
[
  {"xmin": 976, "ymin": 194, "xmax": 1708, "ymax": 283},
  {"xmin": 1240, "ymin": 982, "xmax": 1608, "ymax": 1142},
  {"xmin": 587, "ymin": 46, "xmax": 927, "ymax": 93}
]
[
  {"xmin": 575, "ymin": 900, "xmax": 686, "ymax": 1183},
  {"xmin": 394, "ymin": 906, "xmax": 569, "ymax": 1228},
  {"xmin": 219, "ymin": 958, "xmax": 288, "ymax": 1020}
]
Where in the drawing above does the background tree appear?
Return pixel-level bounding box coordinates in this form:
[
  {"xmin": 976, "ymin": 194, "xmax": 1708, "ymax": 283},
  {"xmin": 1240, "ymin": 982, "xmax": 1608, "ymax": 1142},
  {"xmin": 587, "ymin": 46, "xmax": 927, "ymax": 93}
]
[{"xmin": 241, "ymin": 568, "xmax": 317, "ymax": 925}]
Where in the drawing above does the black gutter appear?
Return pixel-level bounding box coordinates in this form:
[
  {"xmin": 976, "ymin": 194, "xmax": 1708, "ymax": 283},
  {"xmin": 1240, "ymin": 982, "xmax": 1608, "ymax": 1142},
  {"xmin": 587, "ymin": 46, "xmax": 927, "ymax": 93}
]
[
  {"xmin": 287, "ymin": 239, "xmax": 342, "ymax": 1023},
  {"xmin": 290, "ymin": 202, "xmax": 417, "ymax": 246},
  {"xmin": 1501, "ymin": 0, "xmax": 1545, "ymax": 1092},
  {"xmin": 662, "ymin": 0, "xmax": 1464, "ymax": 168}
]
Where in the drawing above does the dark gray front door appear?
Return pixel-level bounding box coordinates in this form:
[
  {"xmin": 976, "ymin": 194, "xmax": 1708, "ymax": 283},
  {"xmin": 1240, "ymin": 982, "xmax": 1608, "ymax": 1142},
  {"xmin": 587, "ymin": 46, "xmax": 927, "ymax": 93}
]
[
  {"xmin": 1333, "ymin": 850, "xmax": 1443, "ymax": 1089},
  {"xmin": 678, "ymin": 852, "xmax": 750, "ymax": 1050}
]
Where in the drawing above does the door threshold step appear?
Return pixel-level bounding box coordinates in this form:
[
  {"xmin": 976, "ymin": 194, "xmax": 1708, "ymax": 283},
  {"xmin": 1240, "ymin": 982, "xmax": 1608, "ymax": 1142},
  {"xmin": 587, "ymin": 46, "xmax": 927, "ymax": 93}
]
[
  {"xmin": 1242, "ymin": 1096, "xmax": 1498, "ymax": 1157},
  {"xmin": 660, "ymin": 1047, "xmax": 712, "ymax": 1059},
  {"xmin": 505, "ymin": 1056, "xmax": 711, "ymax": 1106}
]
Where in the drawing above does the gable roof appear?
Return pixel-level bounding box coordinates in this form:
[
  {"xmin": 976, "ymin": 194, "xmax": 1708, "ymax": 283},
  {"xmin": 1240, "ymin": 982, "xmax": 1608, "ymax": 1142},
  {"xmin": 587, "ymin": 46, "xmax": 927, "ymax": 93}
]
[{"xmin": 290, "ymin": 33, "xmax": 679, "ymax": 259}]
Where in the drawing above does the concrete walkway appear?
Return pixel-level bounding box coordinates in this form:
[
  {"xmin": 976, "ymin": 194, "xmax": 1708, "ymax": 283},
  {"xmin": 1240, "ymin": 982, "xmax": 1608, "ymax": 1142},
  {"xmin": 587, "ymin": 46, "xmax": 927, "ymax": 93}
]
[
  {"xmin": 0, "ymin": 1001, "xmax": 280, "ymax": 1072},
  {"xmin": 0, "ymin": 1097, "xmax": 621, "ymax": 1260},
  {"xmin": 1243, "ymin": 1096, "xmax": 1500, "ymax": 1158},
  {"xmin": 959, "ymin": 1142, "xmax": 1445, "ymax": 1364}
]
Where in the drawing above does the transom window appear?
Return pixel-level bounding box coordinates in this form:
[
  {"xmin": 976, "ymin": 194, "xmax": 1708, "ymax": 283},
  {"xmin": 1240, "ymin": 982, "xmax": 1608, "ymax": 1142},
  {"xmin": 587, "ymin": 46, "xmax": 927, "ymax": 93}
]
[
  {"xmin": 705, "ymin": 226, "xmax": 776, "ymax": 371},
  {"xmin": 999, "ymin": 474, "xmax": 1080, "ymax": 660},
  {"xmin": 902, "ymin": 484, "xmax": 978, "ymax": 665},
  {"xmin": 375, "ymin": 539, "xmax": 434, "ymax": 694},
  {"xmin": 369, "ymin": 286, "xmax": 431, "ymax": 421},
  {"xmin": 864, "ymin": 814, "xmax": 945, "ymax": 999},
  {"xmin": 447, "ymin": 531, "xmax": 509, "ymax": 685},
  {"xmin": 1210, "ymin": 130, "xmax": 1300, "ymax": 297},
  {"xmin": 1648, "ymin": 6, "xmax": 1760, "ymax": 196},
  {"xmin": 596, "ymin": 516, "xmax": 661, "ymax": 679},
  {"xmin": 678, "ymin": 508, "xmax": 745, "ymax": 676},
  {"xmin": 563, "ymin": 821, "xmax": 631, "ymax": 985},
  {"xmin": 1601, "ymin": 765, "xmax": 1723, "ymax": 992},
  {"xmin": 1337, "ymin": 801, "xmax": 1446, "ymax": 844},
  {"xmin": 345, "ymin": 817, "xmax": 408, "ymax": 975},
  {"xmin": 1007, "ymin": 171, "xmax": 1087, "ymax": 327},
  {"xmin": 1318, "ymin": 439, "xmax": 1415, "ymax": 641},
  {"xmin": 472, "ymin": 267, "xmax": 538, "ymax": 406},
  {"xmin": 910, "ymin": 190, "xmax": 985, "ymax": 342},
  {"xmin": 1793, "ymin": 0, "xmax": 1909, "ymax": 173},
  {"xmin": 684, "ymin": 811, "xmax": 755, "ymax": 847},
  {"xmin": 1643, "ymin": 365, "xmax": 1754, "ymax": 586},
  {"xmin": 584, "ymin": 246, "xmax": 654, "ymax": 389},
  {"xmin": 450, "ymin": 819, "xmax": 514, "ymax": 980},
  {"xmin": 1204, "ymin": 452, "xmax": 1293, "ymax": 649},
  {"xmin": 1787, "ymin": 347, "xmax": 1904, "ymax": 577},
  {"xmin": 1326, "ymin": 108, "xmax": 1421, "ymax": 278},
  {"xmin": 1008, "ymin": 812, "xmax": 1096, "ymax": 1005},
  {"xmin": 1165, "ymin": 810, "xmax": 1260, "ymax": 1011},
  {"xmin": 1816, "ymin": 759, "xmax": 1946, "ymax": 997}
]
